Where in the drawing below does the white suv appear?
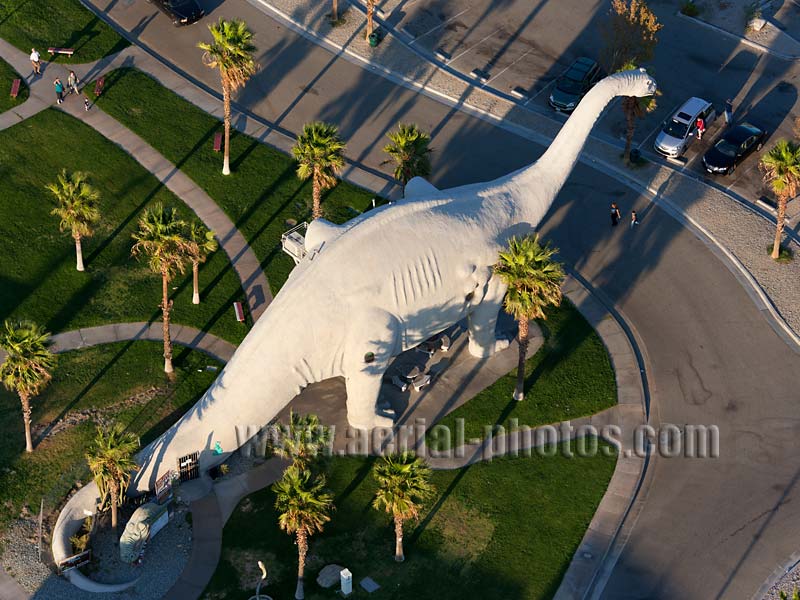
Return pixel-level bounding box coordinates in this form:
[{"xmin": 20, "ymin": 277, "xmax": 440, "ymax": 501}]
[{"xmin": 654, "ymin": 97, "xmax": 716, "ymax": 158}]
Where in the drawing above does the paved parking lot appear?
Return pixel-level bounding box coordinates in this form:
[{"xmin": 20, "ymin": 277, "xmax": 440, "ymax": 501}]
[
  {"xmin": 387, "ymin": 0, "xmax": 604, "ymax": 98},
  {"xmin": 376, "ymin": 0, "xmax": 800, "ymax": 211}
]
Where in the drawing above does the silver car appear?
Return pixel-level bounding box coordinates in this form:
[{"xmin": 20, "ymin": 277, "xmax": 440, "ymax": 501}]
[{"xmin": 654, "ymin": 97, "xmax": 716, "ymax": 158}]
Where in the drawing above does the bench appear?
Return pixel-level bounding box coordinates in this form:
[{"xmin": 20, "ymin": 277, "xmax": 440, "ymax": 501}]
[
  {"xmin": 48, "ymin": 47, "xmax": 75, "ymax": 56},
  {"xmin": 213, "ymin": 131, "xmax": 222, "ymax": 152},
  {"xmin": 93, "ymin": 76, "xmax": 105, "ymax": 97},
  {"xmin": 233, "ymin": 301, "xmax": 245, "ymax": 323},
  {"xmin": 10, "ymin": 78, "xmax": 21, "ymax": 98}
]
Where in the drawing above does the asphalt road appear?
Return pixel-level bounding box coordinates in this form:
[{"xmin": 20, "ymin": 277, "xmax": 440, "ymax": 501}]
[{"xmin": 84, "ymin": 0, "xmax": 800, "ymax": 597}]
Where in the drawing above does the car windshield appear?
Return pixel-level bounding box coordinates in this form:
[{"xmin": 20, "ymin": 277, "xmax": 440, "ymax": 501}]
[
  {"xmin": 663, "ymin": 119, "xmax": 689, "ymax": 139},
  {"xmin": 714, "ymin": 139, "xmax": 739, "ymax": 158},
  {"xmin": 557, "ymin": 76, "xmax": 584, "ymax": 94}
]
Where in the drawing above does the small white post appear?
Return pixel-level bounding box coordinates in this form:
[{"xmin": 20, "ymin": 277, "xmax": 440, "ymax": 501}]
[{"xmin": 340, "ymin": 568, "xmax": 353, "ymax": 596}]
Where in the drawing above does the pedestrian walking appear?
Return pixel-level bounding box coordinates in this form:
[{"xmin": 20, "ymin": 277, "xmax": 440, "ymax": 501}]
[
  {"xmin": 30, "ymin": 48, "xmax": 41, "ymax": 75},
  {"xmin": 84, "ymin": 97, "xmax": 91, "ymax": 112},
  {"xmin": 54, "ymin": 78, "xmax": 65, "ymax": 104},
  {"xmin": 630, "ymin": 210, "xmax": 640, "ymax": 229},
  {"xmin": 610, "ymin": 202, "xmax": 621, "ymax": 226},
  {"xmin": 67, "ymin": 71, "xmax": 80, "ymax": 95},
  {"xmin": 696, "ymin": 116, "xmax": 706, "ymax": 140},
  {"xmin": 724, "ymin": 98, "xmax": 733, "ymax": 126}
]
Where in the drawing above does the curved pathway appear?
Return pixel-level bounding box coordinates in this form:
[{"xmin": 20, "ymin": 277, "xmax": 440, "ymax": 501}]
[{"xmin": 0, "ymin": 40, "xmax": 272, "ymax": 321}]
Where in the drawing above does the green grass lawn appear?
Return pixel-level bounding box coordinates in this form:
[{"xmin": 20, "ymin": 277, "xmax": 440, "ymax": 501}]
[
  {"xmin": 0, "ymin": 109, "xmax": 248, "ymax": 344},
  {"xmin": 0, "ymin": 58, "xmax": 29, "ymax": 112},
  {"xmin": 430, "ymin": 301, "xmax": 617, "ymax": 450},
  {"xmin": 0, "ymin": 0, "xmax": 127, "ymax": 63},
  {"xmin": 0, "ymin": 342, "xmax": 221, "ymax": 529},
  {"xmin": 88, "ymin": 68, "xmax": 379, "ymax": 294},
  {"xmin": 203, "ymin": 448, "xmax": 616, "ymax": 600}
]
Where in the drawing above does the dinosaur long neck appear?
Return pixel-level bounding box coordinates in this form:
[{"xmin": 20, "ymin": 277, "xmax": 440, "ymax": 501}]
[
  {"xmin": 505, "ymin": 73, "xmax": 637, "ymax": 224},
  {"xmin": 131, "ymin": 296, "xmax": 340, "ymax": 493}
]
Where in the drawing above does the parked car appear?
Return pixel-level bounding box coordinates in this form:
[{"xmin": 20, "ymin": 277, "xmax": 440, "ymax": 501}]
[
  {"xmin": 654, "ymin": 97, "xmax": 716, "ymax": 158},
  {"xmin": 702, "ymin": 123, "xmax": 765, "ymax": 175},
  {"xmin": 148, "ymin": 0, "xmax": 204, "ymax": 26},
  {"xmin": 548, "ymin": 57, "xmax": 602, "ymax": 112}
]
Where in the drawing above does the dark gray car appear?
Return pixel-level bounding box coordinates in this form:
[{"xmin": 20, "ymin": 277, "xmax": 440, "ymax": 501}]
[
  {"xmin": 548, "ymin": 57, "xmax": 602, "ymax": 112},
  {"xmin": 149, "ymin": 0, "xmax": 204, "ymax": 26}
]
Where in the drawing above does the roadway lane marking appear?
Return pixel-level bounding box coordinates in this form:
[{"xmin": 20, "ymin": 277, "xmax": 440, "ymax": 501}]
[
  {"xmin": 447, "ymin": 27, "xmax": 504, "ymax": 66},
  {"xmin": 637, "ymin": 99, "xmax": 682, "ymax": 151},
  {"xmin": 408, "ymin": 7, "xmax": 471, "ymax": 46}
]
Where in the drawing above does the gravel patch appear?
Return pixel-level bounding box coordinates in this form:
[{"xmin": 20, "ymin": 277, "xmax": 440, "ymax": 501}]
[
  {"xmin": 1, "ymin": 518, "xmax": 53, "ymax": 593},
  {"xmin": 0, "ymin": 500, "xmax": 193, "ymax": 600},
  {"xmin": 763, "ymin": 559, "xmax": 800, "ymax": 599}
]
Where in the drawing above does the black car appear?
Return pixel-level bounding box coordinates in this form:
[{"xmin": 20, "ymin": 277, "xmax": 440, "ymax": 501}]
[
  {"xmin": 548, "ymin": 57, "xmax": 601, "ymax": 112},
  {"xmin": 702, "ymin": 123, "xmax": 766, "ymax": 175},
  {"xmin": 149, "ymin": 0, "xmax": 204, "ymax": 26}
]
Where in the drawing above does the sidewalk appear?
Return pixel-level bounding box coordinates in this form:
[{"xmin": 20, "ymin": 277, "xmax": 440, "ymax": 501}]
[
  {"xmin": 247, "ymin": 0, "xmax": 800, "ymax": 346},
  {"xmin": 0, "ymin": 40, "xmax": 272, "ymax": 321}
]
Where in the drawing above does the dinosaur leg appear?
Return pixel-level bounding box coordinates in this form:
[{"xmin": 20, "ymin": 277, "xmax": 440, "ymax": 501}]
[
  {"xmin": 467, "ymin": 275, "xmax": 511, "ymax": 358},
  {"xmin": 344, "ymin": 308, "xmax": 401, "ymax": 430}
]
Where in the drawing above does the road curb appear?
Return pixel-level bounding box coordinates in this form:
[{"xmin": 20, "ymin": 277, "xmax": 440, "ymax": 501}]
[
  {"xmin": 246, "ymin": 0, "xmax": 800, "ymax": 355},
  {"xmin": 675, "ymin": 11, "xmax": 800, "ymax": 61}
]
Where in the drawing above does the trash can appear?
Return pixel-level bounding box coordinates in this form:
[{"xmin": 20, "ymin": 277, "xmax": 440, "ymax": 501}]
[
  {"xmin": 629, "ymin": 148, "xmax": 641, "ymax": 163},
  {"xmin": 368, "ymin": 32, "xmax": 379, "ymax": 47}
]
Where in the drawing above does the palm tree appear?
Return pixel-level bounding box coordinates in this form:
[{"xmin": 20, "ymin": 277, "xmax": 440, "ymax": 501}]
[
  {"xmin": 383, "ymin": 123, "xmax": 433, "ymax": 190},
  {"xmin": 46, "ymin": 169, "xmax": 101, "ymax": 272},
  {"xmin": 86, "ymin": 423, "xmax": 139, "ymax": 530},
  {"xmin": 331, "ymin": 0, "xmax": 340, "ymax": 22},
  {"xmin": 0, "ymin": 320, "xmax": 56, "ymax": 453},
  {"xmin": 619, "ymin": 62, "xmax": 657, "ymax": 163},
  {"xmin": 131, "ymin": 204, "xmax": 190, "ymax": 374},
  {"xmin": 198, "ymin": 18, "xmax": 259, "ymax": 176},
  {"xmin": 273, "ymin": 466, "xmax": 333, "ymax": 600},
  {"xmin": 276, "ymin": 411, "xmax": 332, "ymax": 471},
  {"xmin": 186, "ymin": 221, "xmax": 218, "ymax": 305},
  {"xmin": 372, "ymin": 452, "xmax": 434, "ymax": 562},
  {"xmin": 493, "ymin": 235, "xmax": 565, "ymax": 401},
  {"xmin": 366, "ymin": 0, "xmax": 376, "ymax": 41},
  {"xmin": 292, "ymin": 122, "xmax": 346, "ymax": 219},
  {"xmin": 760, "ymin": 139, "xmax": 800, "ymax": 259}
]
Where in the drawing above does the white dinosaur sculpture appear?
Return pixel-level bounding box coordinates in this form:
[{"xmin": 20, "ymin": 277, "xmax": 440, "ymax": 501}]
[{"xmin": 131, "ymin": 69, "xmax": 657, "ymax": 492}]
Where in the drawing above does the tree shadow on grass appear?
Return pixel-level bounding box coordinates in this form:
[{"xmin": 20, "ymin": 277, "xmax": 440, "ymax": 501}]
[
  {"xmin": 408, "ymin": 464, "xmax": 471, "ymax": 546},
  {"xmin": 334, "ymin": 455, "xmax": 377, "ymax": 507},
  {"xmin": 32, "ymin": 337, "xmax": 139, "ymax": 447}
]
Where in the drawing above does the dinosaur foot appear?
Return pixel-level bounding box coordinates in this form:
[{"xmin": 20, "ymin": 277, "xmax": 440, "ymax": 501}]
[
  {"xmin": 347, "ymin": 412, "xmax": 396, "ymax": 431},
  {"xmin": 468, "ymin": 336, "xmax": 511, "ymax": 358}
]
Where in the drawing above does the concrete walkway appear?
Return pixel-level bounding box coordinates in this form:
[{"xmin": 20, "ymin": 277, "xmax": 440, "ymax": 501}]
[
  {"xmin": 0, "ymin": 41, "xmax": 272, "ymax": 321},
  {"xmin": 0, "ymin": 321, "xmax": 236, "ymax": 370}
]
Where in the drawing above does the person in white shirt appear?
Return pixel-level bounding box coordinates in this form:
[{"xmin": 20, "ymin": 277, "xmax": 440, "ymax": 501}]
[{"xmin": 30, "ymin": 48, "xmax": 41, "ymax": 75}]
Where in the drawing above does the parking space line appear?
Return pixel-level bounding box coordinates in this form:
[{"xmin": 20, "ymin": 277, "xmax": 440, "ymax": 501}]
[
  {"xmin": 408, "ymin": 8, "xmax": 471, "ymax": 46},
  {"xmin": 525, "ymin": 79, "xmax": 555, "ymax": 106},
  {"xmin": 485, "ymin": 47, "xmax": 535, "ymax": 86},
  {"xmin": 637, "ymin": 99, "xmax": 682, "ymax": 150},
  {"xmin": 447, "ymin": 28, "xmax": 504, "ymax": 66}
]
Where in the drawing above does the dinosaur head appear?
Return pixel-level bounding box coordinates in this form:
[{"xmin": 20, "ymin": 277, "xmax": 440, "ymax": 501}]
[{"xmin": 618, "ymin": 67, "xmax": 658, "ymax": 98}]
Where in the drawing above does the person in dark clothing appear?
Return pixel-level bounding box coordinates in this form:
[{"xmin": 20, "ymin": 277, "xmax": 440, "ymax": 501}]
[
  {"xmin": 724, "ymin": 99, "xmax": 733, "ymax": 125},
  {"xmin": 611, "ymin": 202, "xmax": 622, "ymax": 226}
]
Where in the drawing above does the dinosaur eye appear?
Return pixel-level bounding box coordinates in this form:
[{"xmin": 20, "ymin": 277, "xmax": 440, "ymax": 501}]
[{"xmin": 364, "ymin": 352, "xmax": 375, "ymax": 363}]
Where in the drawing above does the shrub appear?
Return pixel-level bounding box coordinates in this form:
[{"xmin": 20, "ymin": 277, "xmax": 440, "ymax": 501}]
[{"xmin": 680, "ymin": 0, "xmax": 701, "ymax": 17}]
